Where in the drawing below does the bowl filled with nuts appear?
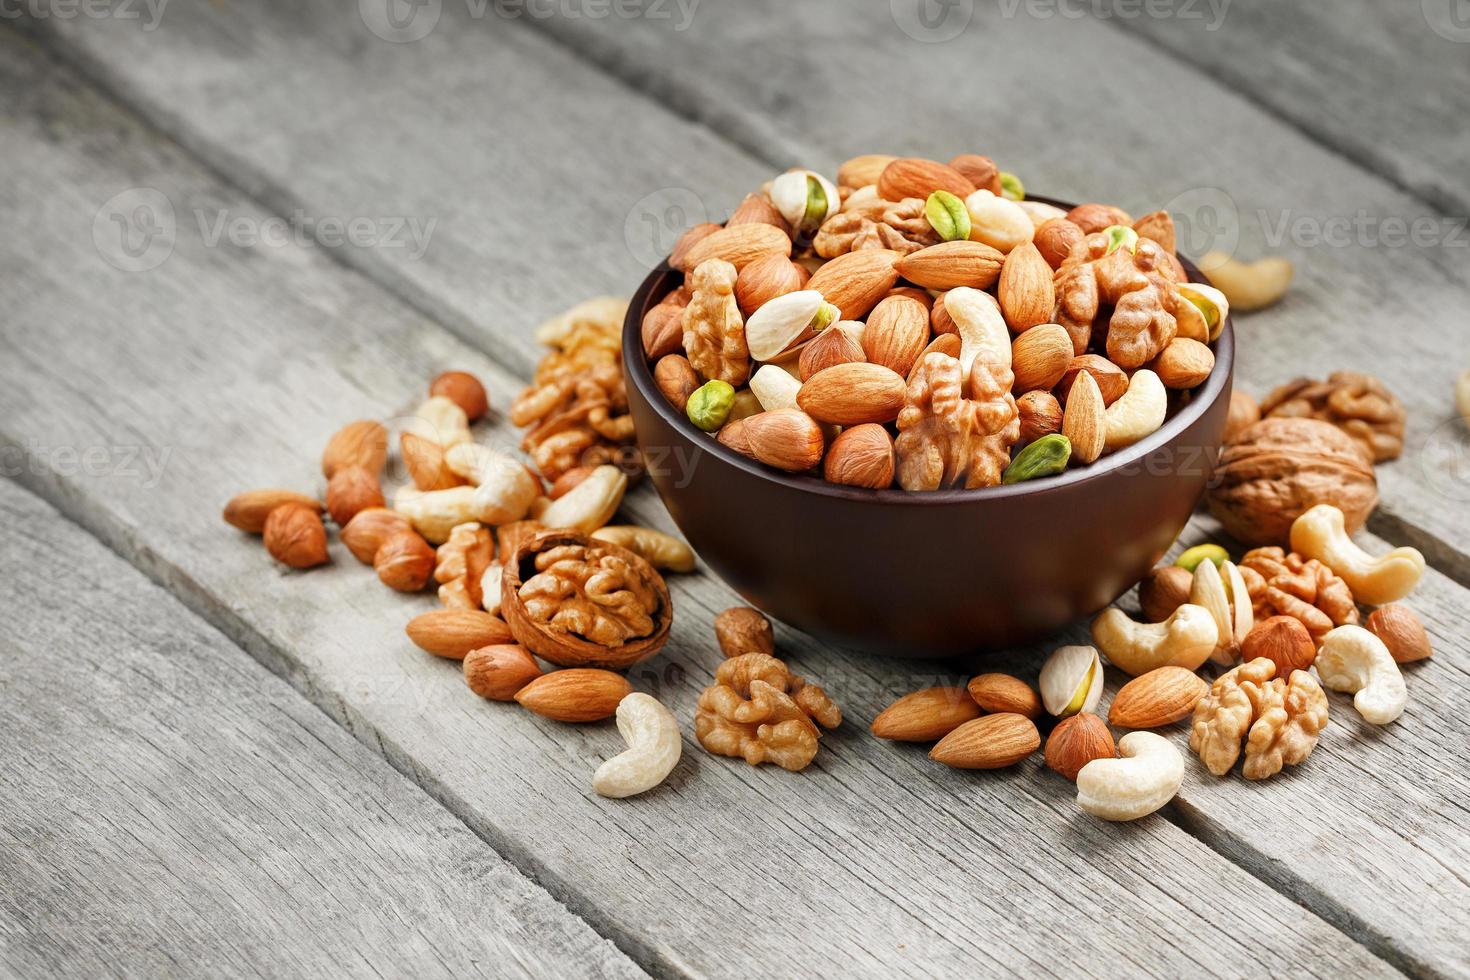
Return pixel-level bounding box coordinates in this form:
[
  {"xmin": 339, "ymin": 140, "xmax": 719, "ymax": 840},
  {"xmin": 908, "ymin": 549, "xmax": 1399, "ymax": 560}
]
[{"xmin": 625, "ymin": 156, "xmax": 1235, "ymax": 657}]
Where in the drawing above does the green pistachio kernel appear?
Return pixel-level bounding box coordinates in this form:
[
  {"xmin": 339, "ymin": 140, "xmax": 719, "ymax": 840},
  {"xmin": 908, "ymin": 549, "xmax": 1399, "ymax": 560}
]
[
  {"xmin": 801, "ymin": 175, "xmax": 828, "ymax": 235},
  {"xmin": 1103, "ymin": 224, "xmax": 1140, "ymax": 256},
  {"xmin": 999, "ymin": 172, "xmax": 1025, "ymax": 201},
  {"xmin": 1002, "ymin": 434, "xmax": 1072, "ymax": 485},
  {"xmin": 686, "ymin": 380, "xmax": 736, "ymax": 433},
  {"xmin": 809, "ymin": 300, "xmax": 840, "ymax": 332},
  {"xmin": 924, "ymin": 190, "xmax": 972, "ymax": 242},
  {"xmin": 1175, "ymin": 543, "xmax": 1230, "ymax": 573}
]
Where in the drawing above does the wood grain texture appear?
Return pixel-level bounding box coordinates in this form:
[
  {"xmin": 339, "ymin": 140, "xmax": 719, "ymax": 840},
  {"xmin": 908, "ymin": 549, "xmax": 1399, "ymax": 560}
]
[
  {"xmin": 0, "ymin": 480, "xmax": 644, "ymax": 980},
  {"xmin": 1108, "ymin": 0, "xmax": 1470, "ymax": 215},
  {"xmin": 0, "ymin": 26, "xmax": 1397, "ymax": 978}
]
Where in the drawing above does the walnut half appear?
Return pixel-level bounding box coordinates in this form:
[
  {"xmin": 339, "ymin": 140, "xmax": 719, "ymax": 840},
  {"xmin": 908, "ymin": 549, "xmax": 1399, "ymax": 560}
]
[
  {"xmin": 1189, "ymin": 657, "xmax": 1329, "ymax": 780},
  {"xmin": 694, "ymin": 652, "xmax": 841, "ymax": 772}
]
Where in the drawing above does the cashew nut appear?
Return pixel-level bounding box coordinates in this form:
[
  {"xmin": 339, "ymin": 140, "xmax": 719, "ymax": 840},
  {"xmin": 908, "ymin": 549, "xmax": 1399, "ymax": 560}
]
[
  {"xmin": 1315, "ymin": 625, "xmax": 1408, "ymax": 725},
  {"xmin": 592, "ymin": 693, "xmax": 682, "ymax": 799},
  {"xmin": 963, "ymin": 189, "xmax": 1034, "ymax": 254},
  {"xmin": 1191, "ymin": 559, "xmax": 1253, "ymax": 665},
  {"xmin": 591, "ymin": 525, "xmax": 696, "ymax": 572},
  {"xmin": 410, "ymin": 395, "xmax": 472, "ymax": 448},
  {"xmin": 1092, "ymin": 604, "xmax": 1219, "ymax": 677},
  {"xmin": 537, "ymin": 465, "xmax": 626, "ymax": 534},
  {"xmin": 393, "ymin": 485, "xmax": 480, "ymax": 544},
  {"xmin": 1103, "ymin": 369, "xmax": 1167, "ymax": 451},
  {"xmin": 479, "ymin": 564, "xmax": 503, "ymax": 616},
  {"xmin": 749, "ymin": 363, "xmax": 803, "ymax": 411},
  {"xmin": 945, "ymin": 286, "xmax": 1011, "ymax": 377},
  {"xmin": 444, "ymin": 443, "xmax": 539, "ymax": 526},
  {"xmin": 1290, "ymin": 504, "xmax": 1425, "ymax": 605},
  {"xmin": 1198, "ymin": 252, "xmax": 1294, "ymax": 312},
  {"xmin": 1076, "ymin": 731, "xmax": 1184, "ymax": 821}
]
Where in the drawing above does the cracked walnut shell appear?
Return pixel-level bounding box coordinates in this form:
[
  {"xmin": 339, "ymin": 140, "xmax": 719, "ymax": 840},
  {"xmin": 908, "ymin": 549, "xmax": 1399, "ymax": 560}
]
[
  {"xmin": 694, "ymin": 652, "xmax": 841, "ymax": 772},
  {"xmin": 501, "ymin": 529, "xmax": 672, "ymax": 669},
  {"xmin": 1259, "ymin": 371, "xmax": 1406, "ymax": 463},
  {"xmin": 682, "ymin": 259, "xmax": 751, "ymax": 386},
  {"xmin": 1239, "ymin": 547, "xmax": 1360, "ymax": 645}
]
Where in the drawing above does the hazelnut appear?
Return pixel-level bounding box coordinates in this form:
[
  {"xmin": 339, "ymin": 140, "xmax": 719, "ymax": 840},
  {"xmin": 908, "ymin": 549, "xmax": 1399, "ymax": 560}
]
[
  {"xmin": 1365, "ymin": 605, "xmax": 1433, "ymax": 663},
  {"xmin": 1066, "ymin": 203, "xmax": 1132, "ymax": 234},
  {"xmin": 1044, "ymin": 713, "xmax": 1116, "ymax": 782},
  {"xmin": 1138, "ymin": 566, "xmax": 1193, "ymax": 623},
  {"xmin": 463, "ymin": 644, "xmax": 544, "ymax": 701},
  {"xmin": 325, "ymin": 464, "xmax": 385, "ymax": 526},
  {"xmin": 429, "ymin": 370, "xmax": 489, "ymax": 422},
  {"xmin": 1033, "ymin": 217, "xmax": 1085, "ymax": 270},
  {"xmin": 653, "ymin": 354, "xmax": 699, "ymax": 413},
  {"xmin": 321, "ymin": 419, "xmax": 387, "ymax": 478},
  {"xmin": 263, "ymin": 503, "xmax": 329, "ymax": 569},
  {"xmin": 374, "ymin": 529, "xmax": 435, "ymax": 592},
  {"xmin": 1242, "ymin": 616, "xmax": 1317, "ymax": 675},
  {"xmin": 714, "ymin": 606, "xmax": 775, "ymax": 658},
  {"xmin": 1017, "ymin": 391, "xmax": 1063, "ymax": 444},
  {"xmin": 1058, "ymin": 355, "xmax": 1129, "ymax": 407},
  {"xmin": 340, "ymin": 507, "xmax": 412, "ymax": 564}
]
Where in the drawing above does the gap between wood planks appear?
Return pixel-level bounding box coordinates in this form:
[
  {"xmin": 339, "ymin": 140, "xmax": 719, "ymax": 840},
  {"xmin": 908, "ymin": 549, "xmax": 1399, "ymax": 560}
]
[{"xmin": 8, "ymin": 19, "xmax": 1449, "ymax": 977}]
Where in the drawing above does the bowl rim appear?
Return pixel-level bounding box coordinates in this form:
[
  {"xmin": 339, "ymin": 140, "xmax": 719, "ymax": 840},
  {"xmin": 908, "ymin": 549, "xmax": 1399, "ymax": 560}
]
[{"xmin": 623, "ymin": 195, "xmax": 1235, "ymax": 506}]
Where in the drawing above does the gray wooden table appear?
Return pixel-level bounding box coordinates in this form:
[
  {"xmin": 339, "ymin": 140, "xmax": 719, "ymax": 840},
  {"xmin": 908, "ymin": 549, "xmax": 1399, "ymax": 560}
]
[{"xmin": 3, "ymin": 2, "xmax": 1467, "ymax": 976}]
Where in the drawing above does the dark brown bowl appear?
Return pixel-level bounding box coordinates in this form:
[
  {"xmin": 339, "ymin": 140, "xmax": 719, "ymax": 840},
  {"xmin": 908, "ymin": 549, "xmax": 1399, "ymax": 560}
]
[{"xmin": 623, "ymin": 212, "xmax": 1234, "ymax": 658}]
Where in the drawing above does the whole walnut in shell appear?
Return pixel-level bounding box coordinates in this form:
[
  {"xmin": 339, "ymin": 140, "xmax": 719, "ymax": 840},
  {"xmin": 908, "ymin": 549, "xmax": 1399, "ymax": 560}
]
[{"xmin": 1207, "ymin": 417, "xmax": 1377, "ymax": 546}]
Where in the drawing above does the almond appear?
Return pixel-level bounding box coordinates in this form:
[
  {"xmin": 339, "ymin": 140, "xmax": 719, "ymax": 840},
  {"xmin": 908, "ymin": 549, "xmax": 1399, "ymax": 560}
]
[
  {"xmin": 1044, "ymin": 713, "xmax": 1116, "ymax": 781},
  {"xmin": 725, "ymin": 193, "xmax": 790, "ymax": 234},
  {"xmin": 894, "ymin": 240, "xmax": 1004, "ymax": 291},
  {"xmin": 325, "ymin": 464, "xmax": 386, "ymax": 526},
  {"xmin": 1033, "ymin": 218, "xmax": 1085, "ymax": 270},
  {"xmin": 877, "ymin": 157, "xmax": 976, "ymax": 203},
  {"xmin": 1365, "ymin": 605, "xmax": 1433, "ymax": 663},
  {"xmin": 669, "ymin": 223, "xmax": 721, "ymax": 270},
  {"xmin": 1067, "ymin": 203, "xmax": 1132, "ymax": 234},
  {"xmin": 871, "ymin": 686, "xmax": 981, "ymax": 742},
  {"xmin": 797, "ymin": 362, "xmax": 907, "ymax": 425},
  {"xmin": 946, "ymin": 153, "xmax": 1002, "ymax": 195},
  {"xmin": 1133, "ymin": 210, "xmax": 1177, "ymax": 253},
  {"xmin": 1062, "ymin": 369, "xmax": 1106, "ymax": 465},
  {"xmin": 407, "ymin": 608, "xmax": 514, "ymax": 659},
  {"xmin": 429, "ymin": 370, "xmax": 489, "ymax": 422},
  {"xmin": 823, "ymin": 423, "xmax": 895, "ymax": 489},
  {"xmin": 1017, "ymin": 391, "xmax": 1062, "ymax": 444},
  {"xmin": 223, "ymin": 488, "xmax": 321, "ymax": 533},
  {"xmin": 679, "ymin": 222, "xmax": 791, "ymax": 272},
  {"xmin": 929, "ymin": 713, "xmax": 1040, "ymax": 769},
  {"xmin": 724, "ymin": 409, "xmax": 825, "ymax": 472},
  {"xmin": 374, "ymin": 529, "xmax": 435, "ymax": 592},
  {"xmin": 263, "ymin": 503, "xmax": 329, "ymax": 569},
  {"xmin": 1010, "ymin": 324, "xmax": 1073, "ymax": 394},
  {"xmin": 887, "ymin": 285, "xmax": 933, "ymax": 309},
  {"xmin": 1152, "ymin": 338, "xmax": 1216, "ymax": 389},
  {"xmin": 1242, "ymin": 616, "xmax": 1317, "ymax": 675},
  {"xmin": 653, "ymin": 354, "xmax": 699, "ymax": 412},
  {"xmin": 736, "ymin": 252, "xmax": 809, "ymax": 317},
  {"xmin": 798, "ymin": 325, "xmax": 866, "ymax": 381},
  {"xmin": 1060, "ymin": 354, "xmax": 1130, "ymax": 407},
  {"xmin": 464, "ymin": 644, "xmax": 544, "ymax": 700},
  {"xmin": 997, "ymin": 242, "xmax": 1055, "ymax": 332},
  {"xmin": 322, "ymin": 419, "xmax": 387, "ymax": 478},
  {"xmin": 514, "ymin": 668, "xmax": 633, "ymax": 722},
  {"xmin": 401, "ymin": 431, "xmax": 466, "ymax": 491},
  {"xmin": 805, "ymin": 248, "xmax": 900, "ymax": 320},
  {"xmin": 966, "ymin": 674, "xmax": 1042, "ymax": 719},
  {"xmin": 1108, "ymin": 667, "xmax": 1209, "ymax": 729},
  {"xmin": 837, "ymin": 153, "xmax": 897, "ymax": 190},
  {"xmin": 909, "ymin": 333, "xmax": 962, "ymax": 381},
  {"xmin": 862, "ymin": 294, "xmax": 930, "ymax": 377}
]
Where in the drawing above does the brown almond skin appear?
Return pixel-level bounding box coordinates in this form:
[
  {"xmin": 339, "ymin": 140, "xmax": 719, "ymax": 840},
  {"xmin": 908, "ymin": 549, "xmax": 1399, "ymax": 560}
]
[
  {"xmin": 1059, "ymin": 355, "xmax": 1130, "ymax": 407},
  {"xmin": 1108, "ymin": 667, "xmax": 1209, "ymax": 729},
  {"xmin": 325, "ymin": 464, "xmax": 385, "ymax": 526},
  {"xmin": 910, "ymin": 334, "xmax": 962, "ymax": 382},
  {"xmin": 797, "ymin": 362, "xmax": 906, "ymax": 426},
  {"xmin": 341, "ymin": 507, "xmax": 413, "ymax": 564},
  {"xmin": 997, "ymin": 242, "xmax": 1055, "ymax": 333},
  {"xmin": 714, "ymin": 607, "xmax": 775, "ymax": 658},
  {"xmin": 895, "ymin": 240, "xmax": 1004, "ymax": 291},
  {"xmin": 321, "ymin": 419, "xmax": 387, "ymax": 478},
  {"xmin": 1062, "ymin": 369, "xmax": 1107, "ymax": 466},
  {"xmin": 823, "ymin": 424, "xmax": 896, "ymax": 489},
  {"xmin": 668, "ymin": 222, "xmax": 721, "ymax": 271},
  {"xmin": 966, "ymin": 674, "xmax": 1041, "ymax": 720},
  {"xmin": 871, "ymin": 687, "xmax": 981, "ymax": 742},
  {"xmin": 223, "ymin": 489, "xmax": 321, "ymax": 533},
  {"xmin": 863, "ymin": 294, "xmax": 930, "ymax": 377},
  {"xmin": 1045, "ymin": 713, "xmax": 1116, "ymax": 781},
  {"xmin": 805, "ymin": 248, "xmax": 901, "ymax": 321},
  {"xmin": 429, "ymin": 371, "xmax": 489, "ymax": 422},
  {"xmin": 1242, "ymin": 616, "xmax": 1317, "ymax": 675},
  {"xmin": 929, "ymin": 713, "xmax": 1040, "ymax": 769},
  {"xmin": 1366, "ymin": 605, "xmax": 1433, "ymax": 663},
  {"xmin": 946, "ymin": 154, "xmax": 1002, "ymax": 195},
  {"xmin": 1010, "ymin": 324, "xmax": 1073, "ymax": 394},
  {"xmin": 401, "ymin": 431, "xmax": 465, "ymax": 492},
  {"xmin": 653, "ymin": 354, "xmax": 699, "ymax": 413},
  {"xmin": 514, "ymin": 669, "xmax": 633, "ymax": 722},
  {"xmin": 263, "ymin": 503, "xmax": 329, "ymax": 569},
  {"xmin": 679, "ymin": 223, "xmax": 791, "ymax": 272},
  {"xmin": 799, "ymin": 326, "xmax": 866, "ymax": 382},
  {"xmin": 374, "ymin": 530, "xmax": 435, "ymax": 592},
  {"xmin": 930, "ymin": 293, "xmax": 956, "ymax": 335},
  {"xmin": 737, "ymin": 409, "xmax": 825, "ymax": 472},
  {"xmin": 877, "ymin": 157, "xmax": 976, "ymax": 203},
  {"xmin": 1153, "ymin": 338, "xmax": 1216, "ymax": 390},
  {"xmin": 641, "ymin": 300, "xmax": 687, "ymax": 360},
  {"xmin": 1133, "ymin": 210, "xmax": 1177, "ymax": 253},
  {"xmin": 464, "ymin": 644, "xmax": 544, "ymax": 700},
  {"xmin": 1067, "ymin": 203, "xmax": 1132, "ymax": 234},
  {"xmin": 1138, "ymin": 566, "xmax": 1194, "ymax": 623},
  {"xmin": 406, "ymin": 609, "xmax": 515, "ymax": 659},
  {"xmin": 725, "ymin": 193, "xmax": 790, "ymax": 233}
]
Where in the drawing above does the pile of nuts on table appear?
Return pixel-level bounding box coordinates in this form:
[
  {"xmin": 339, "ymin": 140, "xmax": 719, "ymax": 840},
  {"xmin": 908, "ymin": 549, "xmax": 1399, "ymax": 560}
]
[{"xmin": 643, "ymin": 153, "xmax": 1236, "ymax": 490}]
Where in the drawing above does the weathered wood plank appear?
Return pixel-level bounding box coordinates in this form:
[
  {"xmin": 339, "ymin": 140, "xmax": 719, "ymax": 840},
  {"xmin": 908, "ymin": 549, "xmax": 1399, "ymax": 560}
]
[
  {"xmin": 1107, "ymin": 0, "xmax": 1470, "ymax": 215},
  {"xmin": 0, "ymin": 26, "xmax": 1395, "ymax": 978},
  {"xmin": 0, "ymin": 479, "xmax": 646, "ymax": 980}
]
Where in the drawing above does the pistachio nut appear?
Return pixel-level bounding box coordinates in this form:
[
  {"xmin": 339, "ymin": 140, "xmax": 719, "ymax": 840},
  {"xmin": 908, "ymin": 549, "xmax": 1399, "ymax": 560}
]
[
  {"xmin": 999, "ymin": 172, "xmax": 1024, "ymax": 201},
  {"xmin": 1103, "ymin": 224, "xmax": 1139, "ymax": 256},
  {"xmin": 924, "ymin": 190, "xmax": 972, "ymax": 243},
  {"xmin": 745, "ymin": 290, "xmax": 825, "ymax": 361},
  {"xmin": 1040, "ymin": 645, "xmax": 1104, "ymax": 718},
  {"xmin": 1002, "ymin": 434, "xmax": 1072, "ymax": 484},
  {"xmin": 1175, "ymin": 282, "xmax": 1230, "ymax": 342},
  {"xmin": 770, "ymin": 169, "xmax": 839, "ymax": 236},
  {"xmin": 1175, "ymin": 543, "xmax": 1229, "ymax": 573},
  {"xmin": 687, "ymin": 380, "xmax": 736, "ymax": 432}
]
